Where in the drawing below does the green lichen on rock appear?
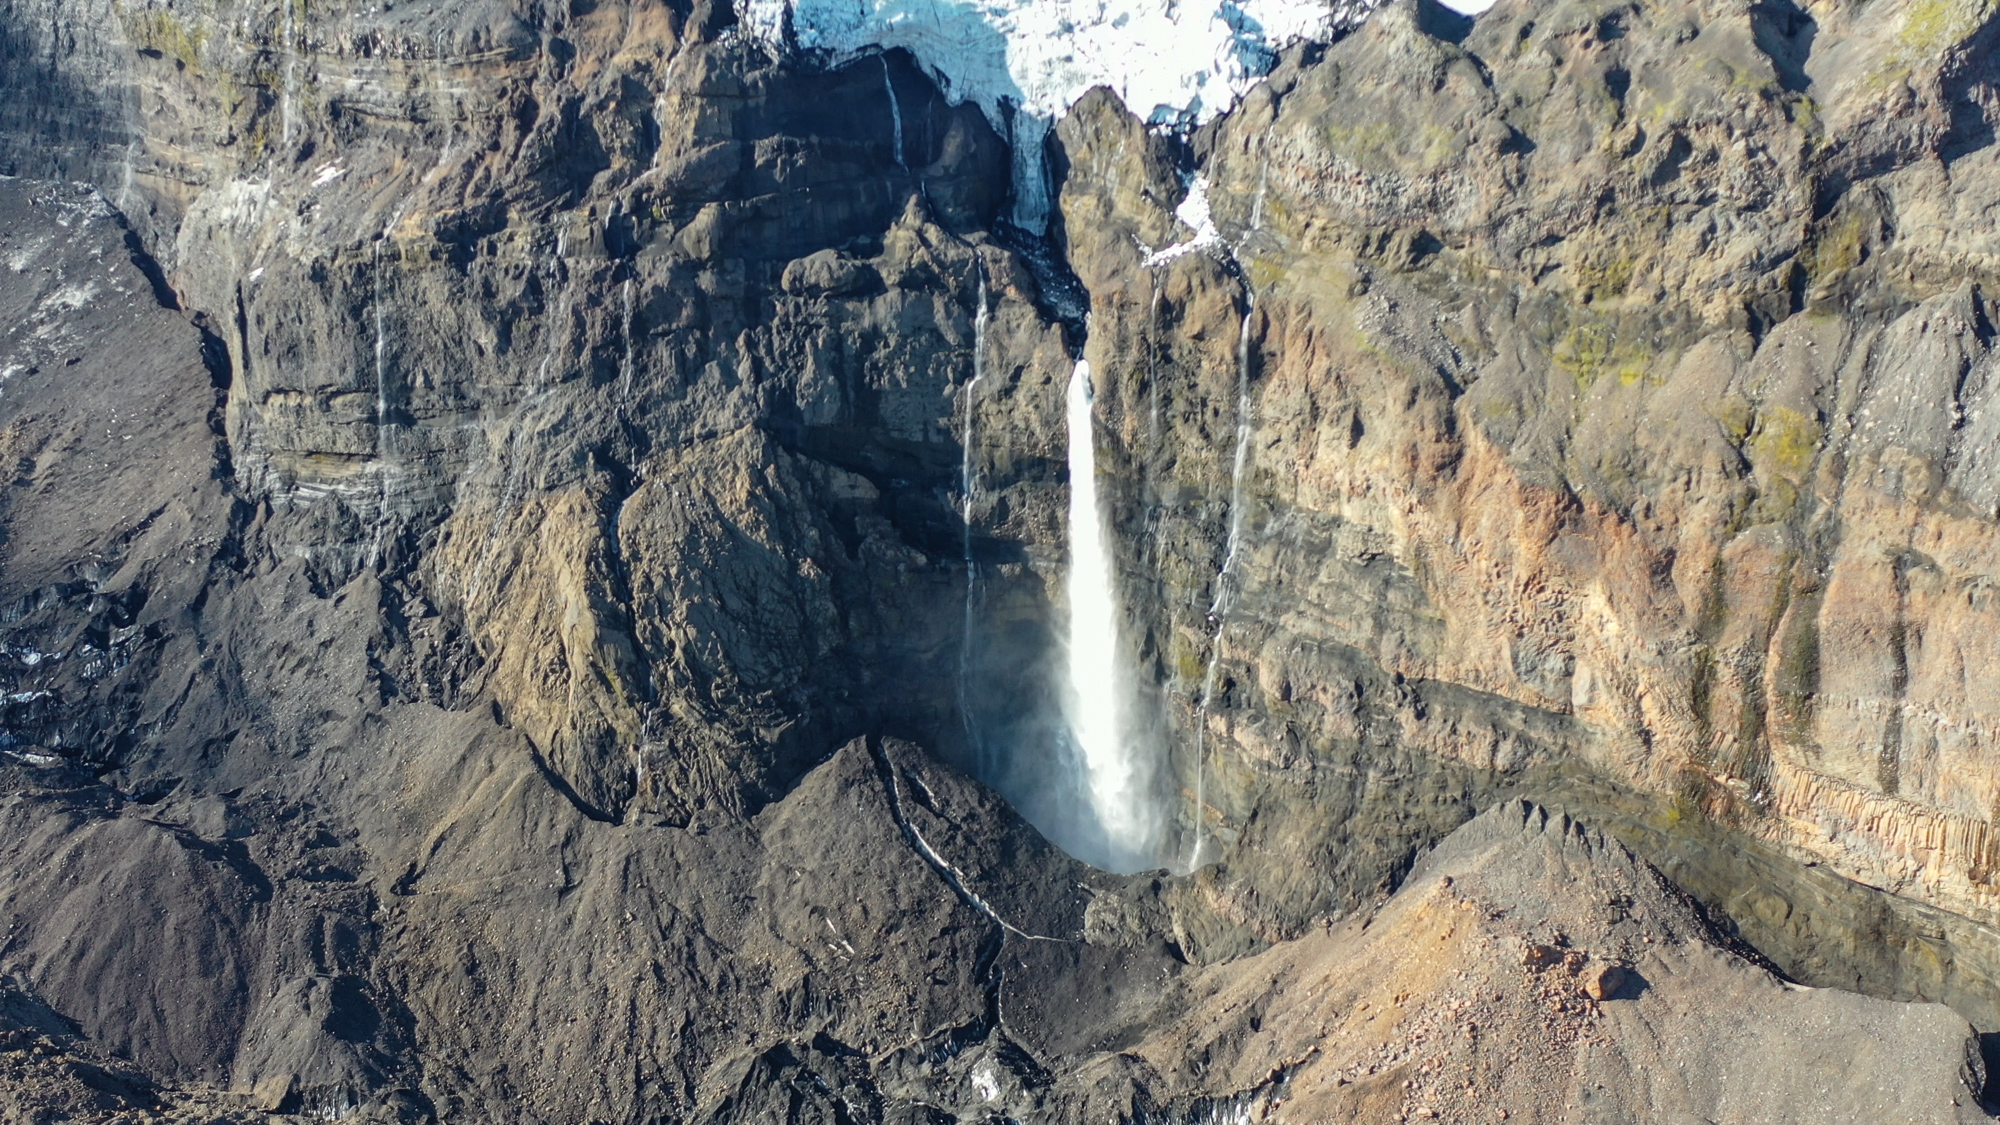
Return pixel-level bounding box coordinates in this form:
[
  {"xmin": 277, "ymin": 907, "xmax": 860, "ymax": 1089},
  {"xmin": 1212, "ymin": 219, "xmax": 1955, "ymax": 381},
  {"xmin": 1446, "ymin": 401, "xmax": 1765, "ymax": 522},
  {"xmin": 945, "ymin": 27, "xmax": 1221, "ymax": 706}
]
[
  {"xmin": 1899, "ymin": 0, "xmax": 1999, "ymax": 53},
  {"xmin": 1555, "ymin": 318, "xmax": 1652, "ymax": 389},
  {"xmin": 1750, "ymin": 407, "xmax": 1821, "ymax": 480},
  {"xmin": 125, "ymin": 8, "xmax": 208, "ymax": 68}
]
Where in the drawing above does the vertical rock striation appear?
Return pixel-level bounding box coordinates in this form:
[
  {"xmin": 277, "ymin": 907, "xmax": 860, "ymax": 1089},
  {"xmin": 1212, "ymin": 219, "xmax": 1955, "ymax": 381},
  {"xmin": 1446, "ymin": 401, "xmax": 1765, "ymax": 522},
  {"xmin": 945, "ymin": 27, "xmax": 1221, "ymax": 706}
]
[
  {"xmin": 1057, "ymin": 0, "xmax": 2000, "ymax": 1013},
  {"xmin": 2, "ymin": 0, "xmax": 2000, "ymax": 1116}
]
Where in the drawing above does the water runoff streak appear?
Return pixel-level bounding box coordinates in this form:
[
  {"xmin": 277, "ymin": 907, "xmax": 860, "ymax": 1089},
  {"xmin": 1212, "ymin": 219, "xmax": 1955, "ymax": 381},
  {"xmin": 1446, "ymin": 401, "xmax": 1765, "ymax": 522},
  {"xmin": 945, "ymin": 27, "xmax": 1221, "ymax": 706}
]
[
  {"xmin": 957, "ymin": 271, "xmax": 989, "ymax": 765},
  {"xmin": 368, "ymin": 237, "xmax": 397, "ymax": 567},
  {"xmin": 619, "ymin": 276, "xmax": 636, "ymax": 400},
  {"xmin": 1063, "ymin": 359, "xmax": 1159, "ymax": 871},
  {"xmin": 1187, "ymin": 295, "xmax": 1257, "ymax": 870},
  {"xmin": 880, "ymin": 55, "xmax": 907, "ymax": 169}
]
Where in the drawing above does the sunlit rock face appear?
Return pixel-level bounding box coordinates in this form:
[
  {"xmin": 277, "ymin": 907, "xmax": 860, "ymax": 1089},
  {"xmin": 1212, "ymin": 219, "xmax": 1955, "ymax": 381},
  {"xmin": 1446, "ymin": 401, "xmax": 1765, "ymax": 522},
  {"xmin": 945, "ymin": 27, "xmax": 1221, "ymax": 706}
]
[
  {"xmin": 2, "ymin": 0, "xmax": 2000, "ymax": 1118},
  {"xmin": 1056, "ymin": 0, "xmax": 2000, "ymax": 1017}
]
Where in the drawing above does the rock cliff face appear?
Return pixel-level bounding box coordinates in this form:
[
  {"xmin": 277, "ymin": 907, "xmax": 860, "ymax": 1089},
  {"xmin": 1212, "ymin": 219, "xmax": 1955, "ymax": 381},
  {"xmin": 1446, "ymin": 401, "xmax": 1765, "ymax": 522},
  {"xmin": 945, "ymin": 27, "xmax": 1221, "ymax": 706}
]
[
  {"xmin": 1053, "ymin": 0, "xmax": 2000, "ymax": 1013},
  {"xmin": 2, "ymin": 0, "xmax": 2000, "ymax": 1117}
]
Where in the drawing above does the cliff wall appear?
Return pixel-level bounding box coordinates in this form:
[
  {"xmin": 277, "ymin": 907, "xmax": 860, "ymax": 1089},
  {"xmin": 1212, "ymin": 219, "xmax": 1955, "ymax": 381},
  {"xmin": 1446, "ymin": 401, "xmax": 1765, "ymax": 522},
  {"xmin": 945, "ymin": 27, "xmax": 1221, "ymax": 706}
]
[{"xmin": 1, "ymin": 0, "xmax": 2000, "ymax": 1115}]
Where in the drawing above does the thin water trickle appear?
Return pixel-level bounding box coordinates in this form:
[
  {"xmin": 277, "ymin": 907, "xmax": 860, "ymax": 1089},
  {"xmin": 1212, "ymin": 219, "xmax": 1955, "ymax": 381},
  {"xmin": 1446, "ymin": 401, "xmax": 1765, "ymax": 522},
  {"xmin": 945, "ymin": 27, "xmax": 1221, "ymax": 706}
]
[
  {"xmin": 881, "ymin": 55, "xmax": 907, "ymax": 170},
  {"xmin": 469, "ymin": 242, "xmax": 572, "ymax": 601},
  {"xmin": 280, "ymin": 0, "xmax": 298, "ymax": 150},
  {"xmin": 957, "ymin": 271, "xmax": 990, "ymax": 763},
  {"xmin": 1146, "ymin": 276, "xmax": 1163, "ymax": 457},
  {"xmin": 374, "ymin": 242, "xmax": 392, "ymax": 464},
  {"xmin": 1187, "ymin": 295, "xmax": 1257, "ymax": 871},
  {"xmin": 619, "ymin": 277, "xmax": 636, "ymax": 400},
  {"xmin": 425, "ymin": 34, "xmax": 461, "ymax": 191},
  {"xmin": 432, "ymin": 31, "xmax": 453, "ymax": 113},
  {"xmin": 1218, "ymin": 298, "xmax": 1257, "ymax": 593},
  {"xmin": 368, "ymin": 238, "xmax": 396, "ymax": 567},
  {"xmin": 534, "ymin": 257, "xmax": 570, "ymax": 392},
  {"xmin": 114, "ymin": 139, "xmax": 138, "ymax": 213}
]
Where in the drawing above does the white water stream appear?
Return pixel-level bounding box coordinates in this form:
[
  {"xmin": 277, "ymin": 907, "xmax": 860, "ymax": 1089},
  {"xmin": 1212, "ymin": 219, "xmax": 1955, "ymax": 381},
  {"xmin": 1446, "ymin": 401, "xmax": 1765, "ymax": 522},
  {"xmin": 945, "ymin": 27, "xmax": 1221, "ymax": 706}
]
[
  {"xmin": 1063, "ymin": 359, "xmax": 1158, "ymax": 869},
  {"xmin": 373, "ymin": 244, "xmax": 392, "ymax": 464},
  {"xmin": 280, "ymin": 0, "xmax": 299, "ymax": 150}
]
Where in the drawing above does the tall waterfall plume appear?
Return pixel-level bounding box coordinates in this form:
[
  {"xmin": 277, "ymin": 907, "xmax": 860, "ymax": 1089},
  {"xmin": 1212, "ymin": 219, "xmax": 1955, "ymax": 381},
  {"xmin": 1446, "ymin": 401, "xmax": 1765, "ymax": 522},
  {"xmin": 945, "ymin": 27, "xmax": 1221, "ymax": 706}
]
[
  {"xmin": 619, "ymin": 276, "xmax": 637, "ymax": 400},
  {"xmin": 1062, "ymin": 359, "xmax": 1160, "ymax": 871},
  {"xmin": 280, "ymin": 0, "xmax": 299, "ymax": 149}
]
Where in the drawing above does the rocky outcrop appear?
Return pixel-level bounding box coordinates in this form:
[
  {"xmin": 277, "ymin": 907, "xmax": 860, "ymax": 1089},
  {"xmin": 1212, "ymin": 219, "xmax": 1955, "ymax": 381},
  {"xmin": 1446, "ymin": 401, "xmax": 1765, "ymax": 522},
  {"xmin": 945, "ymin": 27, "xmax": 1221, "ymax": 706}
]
[{"xmin": 1074, "ymin": 798, "xmax": 1992, "ymax": 1123}]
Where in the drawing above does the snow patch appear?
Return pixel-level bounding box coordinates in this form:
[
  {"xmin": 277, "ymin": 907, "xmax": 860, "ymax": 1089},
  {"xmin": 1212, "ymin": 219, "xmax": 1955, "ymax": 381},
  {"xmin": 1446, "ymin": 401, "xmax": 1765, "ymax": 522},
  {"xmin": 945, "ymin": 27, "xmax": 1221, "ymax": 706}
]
[
  {"xmin": 1141, "ymin": 174, "xmax": 1224, "ymax": 266},
  {"xmin": 971, "ymin": 1062, "xmax": 1001, "ymax": 1102},
  {"xmin": 7, "ymin": 235, "xmax": 49, "ymax": 273},
  {"xmin": 40, "ymin": 281, "xmax": 100, "ymax": 313}
]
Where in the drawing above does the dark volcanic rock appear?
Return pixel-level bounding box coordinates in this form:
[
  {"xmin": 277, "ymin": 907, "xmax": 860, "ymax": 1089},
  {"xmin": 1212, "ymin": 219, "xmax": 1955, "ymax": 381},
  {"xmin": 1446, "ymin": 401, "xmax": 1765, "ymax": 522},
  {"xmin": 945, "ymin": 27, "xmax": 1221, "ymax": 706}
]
[{"xmin": 0, "ymin": 0, "xmax": 1998, "ymax": 1119}]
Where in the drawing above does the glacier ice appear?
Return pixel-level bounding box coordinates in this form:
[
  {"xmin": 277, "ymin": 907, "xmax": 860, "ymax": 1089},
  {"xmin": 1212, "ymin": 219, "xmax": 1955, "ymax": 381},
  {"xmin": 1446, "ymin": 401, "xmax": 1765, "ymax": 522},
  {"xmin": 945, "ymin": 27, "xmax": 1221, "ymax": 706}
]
[{"xmin": 739, "ymin": 0, "xmax": 1373, "ymax": 228}]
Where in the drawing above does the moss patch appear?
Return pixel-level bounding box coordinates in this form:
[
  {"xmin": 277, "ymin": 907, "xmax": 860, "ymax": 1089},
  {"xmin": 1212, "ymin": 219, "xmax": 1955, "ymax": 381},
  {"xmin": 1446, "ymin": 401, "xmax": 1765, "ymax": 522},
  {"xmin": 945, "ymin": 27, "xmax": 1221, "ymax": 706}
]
[
  {"xmin": 127, "ymin": 8, "xmax": 209, "ymax": 68},
  {"xmin": 1554, "ymin": 320, "xmax": 1652, "ymax": 390},
  {"xmin": 1749, "ymin": 406, "xmax": 1820, "ymax": 480},
  {"xmin": 1899, "ymin": 0, "xmax": 1998, "ymax": 53}
]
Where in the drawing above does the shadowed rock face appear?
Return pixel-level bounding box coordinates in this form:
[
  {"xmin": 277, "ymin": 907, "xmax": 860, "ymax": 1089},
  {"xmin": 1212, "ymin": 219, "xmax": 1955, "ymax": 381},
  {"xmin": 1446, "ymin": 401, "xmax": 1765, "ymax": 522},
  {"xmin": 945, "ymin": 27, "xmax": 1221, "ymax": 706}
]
[
  {"xmin": 1, "ymin": 0, "xmax": 1999, "ymax": 1117},
  {"xmin": 4, "ymin": 0, "xmax": 1073, "ymax": 829}
]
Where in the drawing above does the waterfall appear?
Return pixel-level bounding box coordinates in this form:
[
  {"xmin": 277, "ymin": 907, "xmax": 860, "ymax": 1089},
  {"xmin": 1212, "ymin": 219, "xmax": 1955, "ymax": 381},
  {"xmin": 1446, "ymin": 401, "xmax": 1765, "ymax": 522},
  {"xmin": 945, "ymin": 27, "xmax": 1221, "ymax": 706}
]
[
  {"xmin": 1218, "ymin": 299, "xmax": 1258, "ymax": 600},
  {"xmin": 535, "ymin": 238, "xmax": 570, "ymax": 392},
  {"xmin": 958, "ymin": 271, "xmax": 989, "ymax": 764},
  {"xmin": 114, "ymin": 139, "xmax": 138, "ymax": 213},
  {"xmin": 1146, "ymin": 277, "xmax": 1163, "ymax": 455},
  {"xmin": 1064, "ymin": 359, "xmax": 1156, "ymax": 870},
  {"xmin": 881, "ymin": 55, "xmax": 906, "ymax": 170},
  {"xmin": 1186, "ymin": 297, "xmax": 1257, "ymax": 870},
  {"xmin": 427, "ymin": 32, "xmax": 460, "ymax": 188},
  {"xmin": 432, "ymin": 31, "xmax": 453, "ymax": 117}
]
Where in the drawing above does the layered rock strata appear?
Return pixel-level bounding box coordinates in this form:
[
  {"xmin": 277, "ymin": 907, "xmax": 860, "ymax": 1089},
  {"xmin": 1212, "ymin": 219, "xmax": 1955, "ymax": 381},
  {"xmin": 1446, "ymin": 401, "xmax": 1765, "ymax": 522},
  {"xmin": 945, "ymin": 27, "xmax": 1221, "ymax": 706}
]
[
  {"xmin": 0, "ymin": 0, "xmax": 1999, "ymax": 1118},
  {"xmin": 1056, "ymin": 0, "xmax": 2000, "ymax": 1005}
]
